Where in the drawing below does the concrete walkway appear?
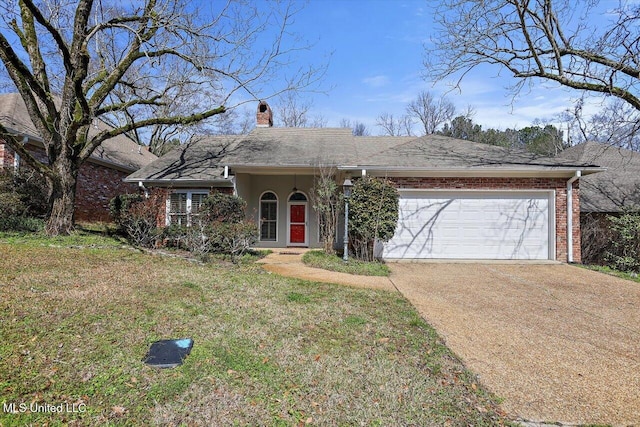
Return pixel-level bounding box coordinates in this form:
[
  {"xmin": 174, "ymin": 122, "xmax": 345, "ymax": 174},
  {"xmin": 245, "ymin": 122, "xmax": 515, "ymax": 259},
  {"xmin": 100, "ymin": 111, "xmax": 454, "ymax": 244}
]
[{"xmin": 256, "ymin": 248, "xmax": 396, "ymax": 292}]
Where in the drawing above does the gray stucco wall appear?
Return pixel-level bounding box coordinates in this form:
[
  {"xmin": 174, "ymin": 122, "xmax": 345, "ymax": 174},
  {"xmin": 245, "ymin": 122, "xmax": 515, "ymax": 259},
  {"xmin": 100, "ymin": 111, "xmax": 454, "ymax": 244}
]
[{"xmin": 235, "ymin": 173, "xmax": 321, "ymax": 248}]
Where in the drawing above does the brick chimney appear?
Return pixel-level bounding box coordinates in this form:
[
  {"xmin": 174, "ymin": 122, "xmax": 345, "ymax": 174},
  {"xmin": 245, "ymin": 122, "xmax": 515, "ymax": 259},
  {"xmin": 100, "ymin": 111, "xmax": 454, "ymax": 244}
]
[{"xmin": 256, "ymin": 100, "xmax": 273, "ymax": 127}]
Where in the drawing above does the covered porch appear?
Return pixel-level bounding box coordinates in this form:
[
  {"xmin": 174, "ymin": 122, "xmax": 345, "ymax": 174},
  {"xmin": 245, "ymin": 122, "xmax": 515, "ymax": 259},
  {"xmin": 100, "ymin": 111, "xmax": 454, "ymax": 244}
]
[{"xmin": 234, "ymin": 168, "xmax": 348, "ymax": 249}]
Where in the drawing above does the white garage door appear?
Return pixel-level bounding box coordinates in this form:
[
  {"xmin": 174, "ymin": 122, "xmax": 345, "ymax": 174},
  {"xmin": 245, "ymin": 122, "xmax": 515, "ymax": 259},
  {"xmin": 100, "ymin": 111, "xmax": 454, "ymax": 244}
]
[{"xmin": 382, "ymin": 191, "xmax": 553, "ymax": 260}]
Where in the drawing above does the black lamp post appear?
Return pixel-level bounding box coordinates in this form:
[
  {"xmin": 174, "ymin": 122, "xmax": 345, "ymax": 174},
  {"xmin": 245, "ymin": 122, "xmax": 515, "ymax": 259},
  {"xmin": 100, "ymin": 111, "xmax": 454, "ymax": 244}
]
[{"xmin": 343, "ymin": 178, "xmax": 353, "ymax": 261}]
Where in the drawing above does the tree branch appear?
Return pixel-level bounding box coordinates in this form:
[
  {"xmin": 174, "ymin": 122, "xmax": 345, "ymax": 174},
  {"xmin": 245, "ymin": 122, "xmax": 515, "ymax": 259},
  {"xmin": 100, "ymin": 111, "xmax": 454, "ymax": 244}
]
[
  {"xmin": 20, "ymin": 0, "xmax": 72, "ymax": 74},
  {"xmin": 12, "ymin": 1, "xmax": 51, "ymax": 94},
  {"xmin": 428, "ymin": 0, "xmax": 640, "ymax": 112},
  {"xmin": 0, "ymin": 126, "xmax": 54, "ymax": 179},
  {"xmin": 79, "ymin": 106, "xmax": 226, "ymax": 162}
]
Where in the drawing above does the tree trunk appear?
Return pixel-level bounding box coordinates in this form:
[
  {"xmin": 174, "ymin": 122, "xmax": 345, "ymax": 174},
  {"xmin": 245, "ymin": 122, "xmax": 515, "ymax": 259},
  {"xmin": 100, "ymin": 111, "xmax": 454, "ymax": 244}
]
[{"xmin": 45, "ymin": 159, "xmax": 78, "ymax": 236}]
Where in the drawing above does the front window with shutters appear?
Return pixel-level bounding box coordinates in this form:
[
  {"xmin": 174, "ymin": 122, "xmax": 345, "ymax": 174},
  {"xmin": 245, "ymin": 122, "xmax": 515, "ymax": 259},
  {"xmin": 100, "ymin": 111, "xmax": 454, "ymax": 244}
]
[{"xmin": 167, "ymin": 191, "xmax": 208, "ymax": 226}]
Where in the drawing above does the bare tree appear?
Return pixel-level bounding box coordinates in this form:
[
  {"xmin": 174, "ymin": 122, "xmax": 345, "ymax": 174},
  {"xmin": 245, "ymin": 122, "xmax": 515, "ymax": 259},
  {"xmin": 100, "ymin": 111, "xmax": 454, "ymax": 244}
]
[
  {"xmin": 376, "ymin": 112, "xmax": 414, "ymax": 136},
  {"xmin": 557, "ymin": 97, "xmax": 640, "ymax": 150},
  {"xmin": 309, "ymin": 114, "xmax": 328, "ymax": 128},
  {"xmin": 102, "ymin": 69, "xmax": 215, "ymax": 156},
  {"xmin": 353, "ymin": 122, "xmax": 369, "ymax": 136},
  {"xmin": 275, "ymin": 92, "xmax": 311, "ymax": 127},
  {"xmin": 406, "ymin": 90, "xmax": 456, "ymax": 135},
  {"xmin": 400, "ymin": 115, "xmax": 414, "ymax": 136},
  {"xmin": 239, "ymin": 108, "xmax": 256, "ymax": 135},
  {"xmin": 275, "ymin": 92, "xmax": 326, "ymax": 128},
  {"xmin": 339, "ymin": 118, "xmax": 369, "ymax": 136},
  {"xmin": 555, "ymin": 98, "xmax": 590, "ymax": 147},
  {"xmin": 427, "ymin": 1, "xmax": 640, "ymax": 111},
  {"xmin": 587, "ymin": 101, "xmax": 640, "ymax": 150},
  {"xmin": 204, "ymin": 108, "xmax": 259, "ymax": 137},
  {"xmin": 0, "ymin": 0, "xmax": 324, "ymax": 235},
  {"xmin": 310, "ymin": 165, "xmax": 341, "ymax": 254}
]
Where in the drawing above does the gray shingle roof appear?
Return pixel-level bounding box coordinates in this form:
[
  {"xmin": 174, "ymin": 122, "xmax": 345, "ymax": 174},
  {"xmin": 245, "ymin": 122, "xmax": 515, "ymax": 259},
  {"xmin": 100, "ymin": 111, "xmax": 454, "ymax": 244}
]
[
  {"xmin": 357, "ymin": 134, "xmax": 590, "ymax": 169},
  {"xmin": 224, "ymin": 127, "xmax": 359, "ymax": 166},
  {"xmin": 557, "ymin": 141, "xmax": 640, "ymax": 213},
  {"xmin": 127, "ymin": 127, "xmax": 601, "ymax": 183},
  {"xmin": 0, "ymin": 93, "xmax": 156, "ymax": 171},
  {"xmin": 126, "ymin": 134, "xmax": 240, "ymax": 183}
]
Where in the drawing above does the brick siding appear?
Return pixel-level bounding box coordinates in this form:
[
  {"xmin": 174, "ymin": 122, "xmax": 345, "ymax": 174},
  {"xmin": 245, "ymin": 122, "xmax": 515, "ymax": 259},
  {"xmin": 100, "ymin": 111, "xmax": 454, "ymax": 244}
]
[
  {"xmin": 75, "ymin": 161, "xmax": 138, "ymax": 222},
  {"xmin": 148, "ymin": 187, "xmax": 169, "ymax": 227},
  {"xmin": 1, "ymin": 141, "xmax": 138, "ymax": 222},
  {"xmin": 389, "ymin": 177, "xmax": 581, "ymax": 263},
  {"xmin": 0, "ymin": 143, "xmax": 9, "ymax": 167}
]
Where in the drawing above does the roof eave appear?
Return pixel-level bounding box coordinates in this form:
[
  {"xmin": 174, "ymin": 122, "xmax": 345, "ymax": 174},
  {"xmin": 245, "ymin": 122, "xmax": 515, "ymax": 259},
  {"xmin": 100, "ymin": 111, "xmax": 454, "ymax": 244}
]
[
  {"xmin": 123, "ymin": 177, "xmax": 233, "ymax": 187},
  {"xmin": 86, "ymin": 156, "xmax": 137, "ymax": 173},
  {"xmin": 342, "ymin": 166, "xmax": 603, "ymax": 178},
  {"xmin": 227, "ymin": 165, "xmax": 326, "ymax": 174},
  {"xmin": 2, "ymin": 127, "xmax": 145, "ymax": 172},
  {"xmin": 0, "ymin": 126, "xmax": 43, "ymax": 143}
]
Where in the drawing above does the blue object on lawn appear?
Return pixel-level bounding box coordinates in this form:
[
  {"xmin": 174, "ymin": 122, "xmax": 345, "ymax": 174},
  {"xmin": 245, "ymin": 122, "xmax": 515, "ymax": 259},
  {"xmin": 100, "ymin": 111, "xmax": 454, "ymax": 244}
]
[{"xmin": 143, "ymin": 338, "xmax": 194, "ymax": 368}]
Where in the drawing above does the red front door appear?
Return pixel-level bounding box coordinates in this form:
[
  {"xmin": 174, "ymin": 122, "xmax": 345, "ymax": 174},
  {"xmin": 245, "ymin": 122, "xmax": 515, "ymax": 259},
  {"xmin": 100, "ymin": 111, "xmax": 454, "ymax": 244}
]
[{"xmin": 289, "ymin": 204, "xmax": 306, "ymax": 244}]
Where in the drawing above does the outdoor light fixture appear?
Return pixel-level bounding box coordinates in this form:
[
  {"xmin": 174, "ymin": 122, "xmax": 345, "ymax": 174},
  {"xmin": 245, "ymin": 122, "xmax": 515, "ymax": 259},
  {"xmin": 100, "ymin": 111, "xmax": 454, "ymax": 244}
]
[{"xmin": 343, "ymin": 178, "xmax": 353, "ymax": 261}]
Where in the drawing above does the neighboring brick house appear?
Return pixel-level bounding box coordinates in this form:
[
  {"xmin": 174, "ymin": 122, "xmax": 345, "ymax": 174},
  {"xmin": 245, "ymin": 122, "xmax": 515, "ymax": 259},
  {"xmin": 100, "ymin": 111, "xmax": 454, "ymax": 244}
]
[
  {"xmin": 126, "ymin": 101, "xmax": 602, "ymax": 262},
  {"xmin": 0, "ymin": 93, "xmax": 157, "ymax": 222},
  {"xmin": 556, "ymin": 142, "xmax": 640, "ymax": 263}
]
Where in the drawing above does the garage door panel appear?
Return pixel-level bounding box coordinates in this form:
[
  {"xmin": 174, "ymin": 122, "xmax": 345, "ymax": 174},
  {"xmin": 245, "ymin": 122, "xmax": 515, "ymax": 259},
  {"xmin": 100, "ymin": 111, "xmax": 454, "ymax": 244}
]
[{"xmin": 382, "ymin": 191, "xmax": 551, "ymax": 260}]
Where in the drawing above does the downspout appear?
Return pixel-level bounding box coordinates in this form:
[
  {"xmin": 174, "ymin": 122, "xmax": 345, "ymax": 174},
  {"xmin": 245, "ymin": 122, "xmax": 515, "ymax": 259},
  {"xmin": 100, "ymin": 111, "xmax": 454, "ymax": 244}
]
[
  {"xmin": 224, "ymin": 166, "xmax": 238, "ymax": 195},
  {"xmin": 566, "ymin": 171, "xmax": 581, "ymax": 263},
  {"xmin": 231, "ymin": 175, "xmax": 237, "ymax": 196},
  {"xmin": 14, "ymin": 137, "xmax": 28, "ymax": 170},
  {"xmin": 138, "ymin": 181, "xmax": 149, "ymax": 198}
]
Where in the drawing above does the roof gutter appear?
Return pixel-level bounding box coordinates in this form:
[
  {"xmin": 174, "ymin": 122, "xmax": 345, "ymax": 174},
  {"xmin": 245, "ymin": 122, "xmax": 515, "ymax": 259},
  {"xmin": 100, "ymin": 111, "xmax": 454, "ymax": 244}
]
[
  {"xmin": 566, "ymin": 170, "xmax": 581, "ymax": 263},
  {"xmin": 123, "ymin": 177, "xmax": 233, "ymax": 186},
  {"xmin": 1, "ymin": 125, "xmax": 44, "ymax": 143},
  {"xmin": 336, "ymin": 165, "xmax": 602, "ymax": 177}
]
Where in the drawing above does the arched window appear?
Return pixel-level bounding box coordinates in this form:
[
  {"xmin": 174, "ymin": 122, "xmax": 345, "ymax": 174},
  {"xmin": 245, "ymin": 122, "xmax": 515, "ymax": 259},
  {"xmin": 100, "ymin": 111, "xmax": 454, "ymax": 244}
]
[
  {"xmin": 288, "ymin": 192, "xmax": 307, "ymax": 202},
  {"xmin": 260, "ymin": 192, "xmax": 278, "ymax": 241}
]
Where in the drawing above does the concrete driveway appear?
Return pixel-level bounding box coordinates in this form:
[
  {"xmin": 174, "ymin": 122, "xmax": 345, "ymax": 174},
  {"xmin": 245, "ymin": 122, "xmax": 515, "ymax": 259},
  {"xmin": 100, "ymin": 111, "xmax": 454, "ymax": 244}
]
[{"xmin": 389, "ymin": 263, "xmax": 640, "ymax": 426}]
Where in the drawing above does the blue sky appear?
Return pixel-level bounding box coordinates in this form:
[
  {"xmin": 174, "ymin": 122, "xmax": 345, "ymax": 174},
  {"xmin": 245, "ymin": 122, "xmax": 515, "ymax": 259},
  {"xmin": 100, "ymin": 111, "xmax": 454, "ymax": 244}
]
[
  {"xmin": 272, "ymin": 0, "xmax": 601, "ymax": 134},
  {"xmin": 0, "ymin": 0, "xmax": 611, "ymax": 136}
]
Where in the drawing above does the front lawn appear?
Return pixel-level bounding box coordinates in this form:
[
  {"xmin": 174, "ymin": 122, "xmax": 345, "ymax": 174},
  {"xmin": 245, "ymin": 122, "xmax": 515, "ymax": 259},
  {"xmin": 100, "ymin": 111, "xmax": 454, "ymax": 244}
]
[
  {"xmin": 302, "ymin": 250, "xmax": 391, "ymax": 276},
  {"xmin": 0, "ymin": 233, "xmax": 510, "ymax": 426},
  {"xmin": 582, "ymin": 264, "xmax": 640, "ymax": 283}
]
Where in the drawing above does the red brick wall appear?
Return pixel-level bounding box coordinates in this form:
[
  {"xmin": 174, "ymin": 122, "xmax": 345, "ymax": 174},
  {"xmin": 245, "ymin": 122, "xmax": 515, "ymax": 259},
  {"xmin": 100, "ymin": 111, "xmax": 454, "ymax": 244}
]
[
  {"xmin": 0, "ymin": 142, "xmax": 33, "ymax": 167},
  {"xmin": 147, "ymin": 187, "xmax": 169, "ymax": 228},
  {"xmin": 1, "ymin": 141, "xmax": 138, "ymax": 223},
  {"xmin": 1, "ymin": 142, "xmax": 48, "ymax": 165},
  {"xmin": 0, "ymin": 143, "xmax": 10, "ymax": 167},
  {"xmin": 75, "ymin": 161, "xmax": 138, "ymax": 222},
  {"xmin": 389, "ymin": 177, "xmax": 581, "ymax": 263}
]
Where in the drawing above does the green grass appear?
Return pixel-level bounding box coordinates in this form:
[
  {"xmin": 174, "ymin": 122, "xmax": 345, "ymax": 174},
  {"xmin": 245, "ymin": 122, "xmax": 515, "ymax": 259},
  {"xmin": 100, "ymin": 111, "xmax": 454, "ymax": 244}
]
[
  {"xmin": 0, "ymin": 227, "xmax": 128, "ymax": 248},
  {"xmin": 302, "ymin": 250, "xmax": 391, "ymax": 276},
  {"xmin": 0, "ymin": 233, "xmax": 512, "ymax": 426},
  {"xmin": 581, "ymin": 264, "xmax": 640, "ymax": 283}
]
